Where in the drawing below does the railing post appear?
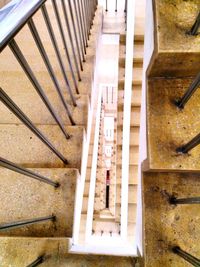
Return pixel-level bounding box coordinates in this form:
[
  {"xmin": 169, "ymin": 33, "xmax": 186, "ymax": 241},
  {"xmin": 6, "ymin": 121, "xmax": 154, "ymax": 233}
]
[
  {"xmin": 0, "ymin": 87, "xmax": 68, "ymax": 164},
  {"xmin": 52, "ymin": 0, "xmax": 81, "ymax": 81},
  {"xmin": 27, "ymin": 256, "xmax": 45, "ymax": 267},
  {"xmin": 8, "ymin": 39, "xmax": 71, "ymax": 139},
  {"xmin": 0, "ymin": 215, "xmax": 56, "ymax": 232},
  {"xmin": 172, "ymin": 246, "xmax": 200, "ymax": 266},
  {"xmin": 175, "ymin": 71, "xmax": 200, "ymax": 109},
  {"xmin": 188, "ymin": 11, "xmax": 200, "ymax": 36},
  {"xmin": 0, "ymin": 157, "xmax": 59, "ymax": 188},
  {"xmin": 176, "ymin": 132, "xmax": 200, "ymax": 154},
  {"xmin": 41, "ymin": 4, "xmax": 79, "ymax": 98},
  {"xmin": 170, "ymin": 196, "xmax": 200, "ymax": 205},
  {"xmin": 68, "ymin": 0, "xmax": 85, "ymax": 63},
  {"xmin": 28, "ymin": 18, "xmax": 76, "ymax": 125}
]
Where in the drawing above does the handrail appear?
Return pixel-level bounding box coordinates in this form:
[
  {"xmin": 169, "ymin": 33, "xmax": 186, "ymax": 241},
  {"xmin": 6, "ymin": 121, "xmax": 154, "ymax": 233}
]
[{"xmin": 0, "ymin": 0, "xmax": 46, "ymax": 52}]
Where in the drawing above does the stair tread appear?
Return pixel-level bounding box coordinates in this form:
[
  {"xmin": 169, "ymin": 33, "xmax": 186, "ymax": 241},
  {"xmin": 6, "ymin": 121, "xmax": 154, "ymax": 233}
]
[
  {"xmin": 0, "ymin": 124, "xmax": 84, "ymax": 169},
  {"xmin": 0, "ymin": 86, "xmax": 89, "ymax": 126},
  {"xmin": 0, "ymin": 168, "xmax": 78, "ymax": 237}
]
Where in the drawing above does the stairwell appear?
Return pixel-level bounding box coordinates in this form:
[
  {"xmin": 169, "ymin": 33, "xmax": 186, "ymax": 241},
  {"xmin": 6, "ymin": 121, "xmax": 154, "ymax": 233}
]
[{"xmin": 141, "ymin": 0, "xmax": 200, "ymax": 266}]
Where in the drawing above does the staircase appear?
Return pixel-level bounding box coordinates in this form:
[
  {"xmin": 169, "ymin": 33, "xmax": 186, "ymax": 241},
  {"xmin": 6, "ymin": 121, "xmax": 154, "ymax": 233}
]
[
  {"xmin": 142, "ymin": 0, "xmax": 200, "ymax": 266},
  {"xmin": 116, "ymin": 0, "xmax": 145, "ymax": 246}
]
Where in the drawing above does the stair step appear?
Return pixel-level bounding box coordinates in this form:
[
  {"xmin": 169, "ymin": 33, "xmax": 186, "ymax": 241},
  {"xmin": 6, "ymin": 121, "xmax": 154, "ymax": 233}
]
[
  {"xmin": 0, "ymin": 124, "xmax": 84, "ymax": 169},
  {"xmin": 117, "ymin": 146, "xmax": 139, "ymax": 166},
  {"xmin": 115, "ymin": 203, "xmax": 137, "ymax": 223},
  {"xmin": 0, "ymin": 237, "xmax": 72, "ymax": 266},
  {"xmin": 0, "ymin": 236, "xmax": 135, "ymax": 266},
  {"xmin": 117, "ymin": 107, "xmax": 141, "ymax": 127},
  {"xmin": 116, "ymin": 184, "xmax": 138, "ymax": 204},
  {"xmin": 119, "ymin": 64, "xmax": 143, "ymax": 82},
  {"xmin": 118, "ymin": 86, "xmax": 142, "ymax": 107},
  {"xmin": 116, "ymin": 165, "xmax": 138, "ymax": 185},
  {"xmin": 117, "ymin": 126, "xmax": 140, "ymax": 146},
  {"xmin": 0, "ymin": 168, "xmax": 78, "ymax": 237},
  {"xmin": 0, "ymin": 85, "xmax": 89, "ymax": 126}
]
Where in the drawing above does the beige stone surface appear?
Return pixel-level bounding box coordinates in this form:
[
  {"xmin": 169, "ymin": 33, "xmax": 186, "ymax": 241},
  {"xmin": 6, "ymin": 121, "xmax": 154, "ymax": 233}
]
[
  {"xmin": 143, "ymin": 171, "xmax": 200, "ymax": 267},
  {"xmin": 147, "ymin": 78, "xmax": 200, "ymax": 171},
  {"xmin": 0, "ymin": 235, "xmax": 136, "ymax": 267},
  {"xmin": 0, "ymin": 237, "xmax": 70, "ymax": 267},
  {"xmin": 0, "ymin": 168, "xmax": 78, "ymax": 237},
  {"xmin": 149, "ymin": 0, "xmax": 200, "ymax": 77},
  {"xmin": 0, "ymin": 125, "xmax": 84, "ymax": 168}
]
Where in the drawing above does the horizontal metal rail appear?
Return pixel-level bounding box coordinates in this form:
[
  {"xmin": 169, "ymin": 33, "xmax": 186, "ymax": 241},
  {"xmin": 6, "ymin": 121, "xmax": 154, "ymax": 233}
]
[
  {"xmin": 27, "ymin": 256, "xmax": 45, "ymax": 267},
  {"xmin": 172, "ymin": 246, "xmax": 200, "ymax": 267},
  {"xmin": 188, "ymin": 11, "xmax": 200, "ymax": 36},
  {"xmin": 0, "ymin": 0, "xmax": 47, "ymax": 52},
  {"xmin": 0, "ymin": 215, "xmax": 56, "ymax": 231},
  {"xmin": 176, "ymin": 132, "xmax": 200, "ymax": 153},
  {"xmin": 0, "ymin": 157, "xmax": 59, "ymax": 187},
  {"xmin": 175, "ymin": 71, "xmax": 200, "ymax": 109},
  {"xmin": 170, "ymin": 196, "xmax": 200, "ymax": 205},
  {"xmin": 0, "ymin": 87, "xmax": 68, "ymax": 164}
]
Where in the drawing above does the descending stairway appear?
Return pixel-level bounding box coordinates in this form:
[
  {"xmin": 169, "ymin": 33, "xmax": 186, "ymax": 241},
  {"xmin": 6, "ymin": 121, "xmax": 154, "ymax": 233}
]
[
  {"xmin": 142, "ymin": 1, "xmax": 200, "ymax": 266},
  {"xmin": 0, "ymin": 0, "xmax": 133, "ymax": 265},
  {"xmin": 116, "ymin": 0, "xmax": 145, "ymax": 245}
]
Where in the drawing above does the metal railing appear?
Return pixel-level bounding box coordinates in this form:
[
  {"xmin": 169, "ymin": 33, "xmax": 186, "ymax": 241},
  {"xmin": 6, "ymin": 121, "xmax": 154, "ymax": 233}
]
[
  {"xmin": 0, "ymin": 0, "xmax": 97, "ymax": 162},
  {"xmin": 172, "ymin": 246, "xmax": 200, "ymax": 266}
]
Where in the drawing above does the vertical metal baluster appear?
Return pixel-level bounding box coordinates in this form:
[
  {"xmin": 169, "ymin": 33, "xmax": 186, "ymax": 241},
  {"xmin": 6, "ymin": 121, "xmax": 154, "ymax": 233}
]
[
  {"xmin": 52, "ymin": 0, "xmax": 81, "ymax": 81},
  {"xmin": 106, "ymin": 0, "xmax": 108, "ymax": 12},
  {"xmin": 176, "ymin": 132, "xmax": 200, "ymax": 154},
  {"xmin": 41, "ymin": 4, "xmax": 78, "ymax": 104},
  {"xmin": 175, "ymin": 71, "xmax": 200, "ymax": 109},
  {"xmin": 124, "ymin": 0, "xmax": 127, "ymax": 12},
  {"xmin": 172, "ymin": 246, "xmax": 200, "ymax": 266},
  {"xmin": 27, "ymin": 255, "xmax": 45, "ymax": 267},
  {"xmin": 68, "ymin": 0, "xmax": 85, "ymax": 64},
  {"xmin": 0, "ymin": 157, "xmax": 59, "ymax": 188},
  {"xmin": 188, "ymin": 11, "xmax": 200, "ymax": 36},
  {"xmin": 0, "ymin": 87, "xmax": 68, "ymax": 164},
  {"xmin": 0, "ymin": 215, "xmax": 56, "ymax": 231},
  {"xmin": 170, "ymin": 196, "xmax": 200, "ymax": 205},
  {"xmin": 115, "ymin": 0, "xmax": 117, "ymax": 12},
  {"xmin": 78, "ymin": 0, "xmax": 88, "ymax": 49},
  {"xmin": 80, "ymin": 0, "xmax": 89, "ymax": 46},
  {"xmin": 8, "ymin": 39, "xmax": 70, "ymax": 139},
  {"xmin": 84, "ymin": 0, "xmax": 90, "ymax": 39},
  {"xmin": 28, "ymin": 18, "xmax": 75, "ymax": 125},
  {"xmin": 74, "ymin": 0, "xmax": 87, "ymax": 57}
]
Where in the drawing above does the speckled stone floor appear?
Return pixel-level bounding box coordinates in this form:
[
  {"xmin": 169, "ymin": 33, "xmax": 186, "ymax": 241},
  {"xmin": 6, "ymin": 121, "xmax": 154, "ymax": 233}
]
[{"xmin": 143, "ymin": 171, "xmax": 200, "ymax": 267}]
